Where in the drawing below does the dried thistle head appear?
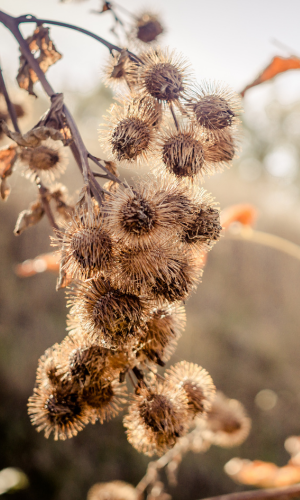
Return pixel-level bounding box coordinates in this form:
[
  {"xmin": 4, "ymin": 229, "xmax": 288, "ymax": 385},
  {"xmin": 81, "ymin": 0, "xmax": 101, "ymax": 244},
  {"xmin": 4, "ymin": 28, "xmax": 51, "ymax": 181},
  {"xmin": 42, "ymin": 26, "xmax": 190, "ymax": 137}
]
[
  {"xmin": 138, "ymin": 304, "xmax": 186, "ymax": 366},
  {"xmin": 82, "ymin": 377, "xmax": 127, "ymax": 424},
  {"xmin": 180, "ymin": 189, "xmax": 222, "ymax": 252},
  {"xmin": 155, "ymin": 121, "xmax": 211, "ymax": 181},
  {"xmin": 201, "ymin": 391, "xmax": 251, "ymax": 447},
  {"xmin": 205, "ymin": 129, "xmax": 238, "ymax": 168},
  {"xmin": 104, "ymin": 178, "xmax": 180, "ymax": 249},
  {"xmin": 53, "ymin": 208, "xmax": 114, "ymax": 280},
  {"xmin": 59, "ymin": 329, "xmax": 109, "ymax": 387},
  {"xmin": 186, "ymin": 80, "xmax": 242, "ymax": 138},
  {"xmin": 18, "ymin": 138, "xmax": 67, "ymax": 182},
  {"xmin": 124, "ymin": 381, "xmax": 190, "ymax": 456},
  {"xmin": 68, "ymin": 278, "xmax": 148, "ymax": 349},
  {"xmin": 165, "ymin": 361, "xmax": 215, "ymax": 417},
  {"xmin": 100, "ymin": 94, "xmax": 160, "ymax": 167},
  {"xmin": 28, "ymin": 384, "xmax": 89, "ymax": 440},
  {"xmin": 134, "ymin": 12, "xmax": 164, "ymax": 44},
  {"xmin": 132, "ymin": 48, "xmax": 191, "ymax": 105},
  {"xmin": 87, "ymin": 481, "xmax": 138, "ymax": 500},
  {"xmin": 36, "ymin": 344, "xmax": 64, "ymax": 390},
  {"xmin": 102, "ymin": 50, "xmax": 135, "ymax": 90}
]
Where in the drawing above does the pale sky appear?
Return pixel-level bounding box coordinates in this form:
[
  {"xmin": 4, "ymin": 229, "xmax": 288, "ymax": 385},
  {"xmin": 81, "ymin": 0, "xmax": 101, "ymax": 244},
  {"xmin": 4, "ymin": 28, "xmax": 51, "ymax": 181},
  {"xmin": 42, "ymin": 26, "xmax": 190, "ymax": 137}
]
[{"xmin": 1, "ymin": 0, "xmax": 300, "ymax": 109}]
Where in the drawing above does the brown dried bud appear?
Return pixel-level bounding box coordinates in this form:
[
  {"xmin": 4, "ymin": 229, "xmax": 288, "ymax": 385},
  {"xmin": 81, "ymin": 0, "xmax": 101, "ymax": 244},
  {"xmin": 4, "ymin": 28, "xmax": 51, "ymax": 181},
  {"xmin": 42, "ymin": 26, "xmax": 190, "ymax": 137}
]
[
  {"xmin": 82, "ymin": 377, "xmax": 127, "ymax": 424},
  {"xmin": 124, "ymin": 381, "xmax": 190, "ymax": 456},
  {"xmin": 135, "ymin": 13, "xmax": 164, "ymax": 44},
  {"xmin": 14, "ymin": 199, "xmax": 45, "ymax": 235}
]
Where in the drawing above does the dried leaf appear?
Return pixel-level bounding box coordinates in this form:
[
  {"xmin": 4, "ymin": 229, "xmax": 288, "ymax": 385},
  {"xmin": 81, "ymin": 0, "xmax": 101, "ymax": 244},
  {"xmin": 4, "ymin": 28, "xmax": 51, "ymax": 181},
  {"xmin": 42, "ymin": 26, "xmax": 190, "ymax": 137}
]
[
  {"xmin": 34, "ymin": 93, "xmax": 71, "ymax": 144},
  {"xmin": 241, "ymin": 56, "xmax": 300, "ymax": 96},
  {"xmin": 221, "ymin": 204, "xmax": 258, "ymax": 229},
  {"xmin": 110, "ymin": 49, "xmax": 129, "ymax": 79},
  {"xmin": 17, "ymin": 26, "xmax": 62, "ymax": 96},
  {"xmin": 0, "ymin": 178, "xmax": 11, "ymax": 201},
  {"xmin": 15, "ymin": 252, "xmax": 60, "ymax": 277},
  {"xmin": 101, "ymin": 2, "xmax": 112, "ymax": 12},
  {"xmin": 14, "ymin": 200, "xmax": 45, "ymax": 235},
  {"xmin": 0, "ymin": 121, "xmax": 63, "ymax": 147},
  {"xmin": 0, "ymin": 144, "xmax": 18, "ymax": 202}
]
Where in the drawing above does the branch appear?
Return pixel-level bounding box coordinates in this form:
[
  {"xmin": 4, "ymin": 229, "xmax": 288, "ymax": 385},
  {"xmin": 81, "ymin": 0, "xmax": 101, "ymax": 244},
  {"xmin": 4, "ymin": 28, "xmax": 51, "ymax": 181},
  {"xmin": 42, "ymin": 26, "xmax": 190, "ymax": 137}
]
[
  {"xmin": 201, "ymin": 483, "xmax": 300, "ymax": 500},
  {"xmin": 0, "ymin": 66, "xmax": 20, "ymax": 133}
]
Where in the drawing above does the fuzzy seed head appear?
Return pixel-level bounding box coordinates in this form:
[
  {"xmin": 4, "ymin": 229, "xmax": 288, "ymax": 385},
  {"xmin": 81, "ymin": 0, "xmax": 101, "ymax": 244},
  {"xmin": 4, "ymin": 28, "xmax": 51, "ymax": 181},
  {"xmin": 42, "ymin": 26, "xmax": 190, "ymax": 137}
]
[
  {"xmin": 83, "ymin": 378, "xmax": 127, "ymax": 424},
  {"xmin": 124, "ymin": 382, "xmax": 189, "ymax": 456},
  {"xmin": 19, "ymin": 139, "xmax": 67, "ymax": 182},
  {"xmin": 136, "ymin": 13, "xmax": 164, "ymax": 44},
  {"xmin": 205, "ymin": 130, "xmax": 237, "ymax": 165}
]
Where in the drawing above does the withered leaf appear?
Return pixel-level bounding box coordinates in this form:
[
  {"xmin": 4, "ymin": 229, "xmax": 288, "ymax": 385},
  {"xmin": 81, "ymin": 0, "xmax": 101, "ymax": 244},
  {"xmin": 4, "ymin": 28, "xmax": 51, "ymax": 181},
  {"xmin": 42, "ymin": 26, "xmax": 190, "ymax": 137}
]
[
  {"xmin": 14, "ymin": 200, "xmax": 45, "ymax": 235},
  {"xmin": 0, "ymin": 178, "xmax": 11, "ymax": 201},
  {"xmin": 34, "ymin": 93, "xmax": 71, "ymax": 145},
  {"xmin": 17, "ymin": 26, "xmax": 62, "ymax": 97},
  {"xmin": 241, "ymin": 56, "xmax": 300, "ymax": 97},
  {"xmin": 110, "ymin": 49, "xmax": 129, "ymax": 79},
  {"xmin": 0, "ymin": 121, "xmax": 64, "ymax": 147},
  {"xmin": 0, "ymin": 144, "xmax": 18, "ymax": 202}
]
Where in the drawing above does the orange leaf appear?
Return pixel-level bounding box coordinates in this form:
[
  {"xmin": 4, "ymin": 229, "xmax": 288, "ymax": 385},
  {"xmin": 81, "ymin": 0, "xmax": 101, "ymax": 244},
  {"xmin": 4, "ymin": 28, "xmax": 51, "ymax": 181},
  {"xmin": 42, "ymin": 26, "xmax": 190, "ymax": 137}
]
[
  {"xmin": 221, "ymin": 204, "xmax": 258, "ymax": 229},
  {"xmin": 0, "ymin": 145, "xmax": 17, "ymax": 179},
  {"xmin": 15, "ymin": 252, "xmax": 60, "ymax": 278},
  {"xmin": 241, "ymin": 56, "xmax": 300, "ymax": 96}
]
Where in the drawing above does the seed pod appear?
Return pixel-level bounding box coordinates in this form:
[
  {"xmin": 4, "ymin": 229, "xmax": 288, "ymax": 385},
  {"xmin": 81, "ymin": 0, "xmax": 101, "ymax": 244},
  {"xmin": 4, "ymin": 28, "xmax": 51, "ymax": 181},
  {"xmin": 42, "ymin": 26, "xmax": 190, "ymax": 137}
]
[
  {"xmin": 83, "ymin": 377, "xmax": 127, "ymax": 424},
  {"xmin": 155, "ymin": 121, "xmax": 212, "ymax": 181},
  {"xmin": 18, "ymin": 138, "xmax": 67, "ymax": 183},
  {"xmin": 87, "ymin": 481, "xmax": 138, "ymax": 500},
  {"xmin": 186, "ymin": 80, "xmax": 242, "ymax": 139},
  {"xmin": 165, "ymin": 361, "xmax": 215, "ymax": 417},
  {"xmin": 36, "ymin": 344, "xmax": 65, "ymax": 390},
  {"xmin": 199, "ymin": 391, "xmax": 251, "ymax": 447},
  {"xmin": 28, "ymin": 384, "xmax": 89, "ymax": 440},
  {"xmin": 132, "ymin": 48, "xmax": 191, "ymax": 106},
  {"xmin": 205, "ymin": 129, "xmax": 238, "ymax": 168},
  {"xmin": 53, "ymin": 208, "xmax": 114, "ymax": 280},
  {"xmin": 124, "ymin": 381, "xmax": 190, "ymax": 456},
  {"xmin": 100, "ymin": 93, "xmax": 161, "ymax": 167},
  {"xmin": 137, "ymin": 304, "xmax": 186, "ymax": 366},
  {"xmin": 68, "ymin": 278, "xmax": 148, "ymax": 349},
  {"xmin": 180, "ymin": 189, "xmax": 222, "ymax": 253}
]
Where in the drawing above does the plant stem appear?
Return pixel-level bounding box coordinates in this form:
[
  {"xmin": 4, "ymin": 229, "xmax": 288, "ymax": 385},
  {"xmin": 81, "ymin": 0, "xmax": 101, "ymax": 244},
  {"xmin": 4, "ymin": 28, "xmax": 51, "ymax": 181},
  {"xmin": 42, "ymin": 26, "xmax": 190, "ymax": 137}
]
[
  {"xmin": 201, "ymin": 483, "xmax": 300, "ymax": 500},
  {"xmin": 0, "ymin": 66, "xmax": 20, "ymax": 133}
]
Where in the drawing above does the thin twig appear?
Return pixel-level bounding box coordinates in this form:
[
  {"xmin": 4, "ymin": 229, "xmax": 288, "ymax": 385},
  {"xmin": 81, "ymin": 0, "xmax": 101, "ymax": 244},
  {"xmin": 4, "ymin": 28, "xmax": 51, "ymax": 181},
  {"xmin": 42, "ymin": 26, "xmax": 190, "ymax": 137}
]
[
  {"xmin": 0, "ymin": 65, "xmax": 20, "ymax": 133},
  {"xmin": 200, "ymin": 483, "xmax": 300, "ymax": 500},
  {"xmin": 227, "ymin": 226, "xmax": 300, "ymax": 262}
]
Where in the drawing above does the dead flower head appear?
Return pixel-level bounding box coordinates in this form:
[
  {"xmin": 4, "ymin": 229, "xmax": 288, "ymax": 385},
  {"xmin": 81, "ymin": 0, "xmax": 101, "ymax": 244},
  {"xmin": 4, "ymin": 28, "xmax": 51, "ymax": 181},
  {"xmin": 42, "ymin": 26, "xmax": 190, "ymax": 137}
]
[
  {"xmin": 68, "ymin": 278, "xmax": 148, "ymax": 349},
  {"xmin": 100, "ymin": 94, "xmax": 160, "ymax": 167},
  {"xmin": 87, "ymin": 481, "xmax": 138, "ymax": 500},
  {"xmin": 54, "ymin": 208, "xmax": 114, "ymax": 280},
  {"xmin": 138, "ymin": 304, "xmax": 186, "ymax": 366},
  {"xmin": 186, "ymin": 80, "xmax": 242, "ymax": 139},
  {"xmin": 165, "ymin": 361, "xmax": 215, "ymax": 417},
  {"xmin": 205, "ymin": 129, "xmax": 238, "ymax": 168},
  {"xmin": 19, "ymin": 138, "xmax": 67, "ymax": 183},
  {"xmin": 180, "ymin": 189, "xmax": 222, "ymax": 253},
  {"xmin": 123, "ymin": 381, "xmax": 190, "ymax": 456},
  {"xmin": 156, "ymin": 121, "xmax": 211, "ymax": 181},
  {"xmin": 201, "ymin": 391, "xmax": 251, "ymax": 447},
  {"xmin": 36, "ymin": 344, "xmax": 64, "ymax": 390},
  {"xmin": 104, "ymin": 178, "xmax": 180, "ymax": 249},
  {"xmin": 28, "ymin": 384, "xmax": 89, "ymax": 440},
  {"xmin": 134, "ymin": 12, "xmax": 164, "ymax": 45},
  {"xmin": 82, "ymin": 377, "xmax": 127, "ymax": 424},
  {"xmin": 102, "ymin": 50, "xmax": 135, "ymax": 90},
  {"xmin": 132, "ymin": 48, "xmax": 191, "ymax": 105}
]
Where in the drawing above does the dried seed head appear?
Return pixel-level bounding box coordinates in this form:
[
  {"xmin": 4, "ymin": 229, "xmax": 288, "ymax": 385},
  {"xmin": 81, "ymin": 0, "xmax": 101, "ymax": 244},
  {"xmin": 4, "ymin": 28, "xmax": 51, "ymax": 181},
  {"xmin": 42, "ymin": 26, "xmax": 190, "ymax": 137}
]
[
  {"xmin": 68, "ymin": 278, "xmax": 148, "ymax": 349},
  {"xmin": 135, "ymin": 13, "xmax": 164, "ymax": 44},
  {"xmin": 156, "ymin": 121, "xmax": 211, "ymax": 180},
  {"xmin": 138, "ymin": 304, "xmax": 186, "ymax": 366},
  {"xmin": 83, "ymin": 378, "xmax": 127, "ymax": 424},
  {"xmin": 19, "ymin": 138, "xmax": 67, "ymax": 182},
  {"xmin": 28, "ymin": 385, "xmax": 89, "ymax": 440},
  {"xmin": 202, "ymin": 391, "xmax": 251, "ymax": 447},
  {"xmin": 133, "ymin": 48, "xmax": 191, "ymax": 105},
  {"xmin": 180, "ymin": 190, "xmax": 222, "ymax": 252},
  {"xmin": 54, "ymin": 209, "xmax": 114, "ymax": 280},
  {"xmin": 102, "ymin": 50, "xmax": 134, "ymax": 90},
  {"xmin": 186, "ymin": 81, "xmax": 242, "ymax": 138},
  {"xmin": 59, "ymin": 330, "xmax": 109, "ymax": 387},
  {"xmin": 165, "ymin": 361, "xmax": 215, "ymax": 417},
  {"xmin": 124, "ymin": 382, "xmax": 189, "ymax": 456},
  {"xmin": 87, "ymin": 481, "xmax": 138, "ymax": 500},
  {"xmin": 36, "ymin": 344, "xmax": 64, "ymax": 390},
  {"xmin": 105, "ymin": 178, "xmax": 179, "ymax": 249},
  {"xmin": 49, "ymin": 183, "xmax": 73, "ymax": 222},
  {"xmin": 100, "ymin": 94, "xmax": 160, "ymax": 167},
  {"xmin": 205, "ymin": 129, "xmax": 238, "ymax": 167}
]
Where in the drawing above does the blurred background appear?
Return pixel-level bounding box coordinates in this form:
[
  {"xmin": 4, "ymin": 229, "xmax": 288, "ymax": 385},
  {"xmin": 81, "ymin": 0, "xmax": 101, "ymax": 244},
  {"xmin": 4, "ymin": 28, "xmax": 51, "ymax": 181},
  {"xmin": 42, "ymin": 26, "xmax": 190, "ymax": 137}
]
[{"xmin": 1, "ymin": 0, "xmax": 300, "ymax": 499}]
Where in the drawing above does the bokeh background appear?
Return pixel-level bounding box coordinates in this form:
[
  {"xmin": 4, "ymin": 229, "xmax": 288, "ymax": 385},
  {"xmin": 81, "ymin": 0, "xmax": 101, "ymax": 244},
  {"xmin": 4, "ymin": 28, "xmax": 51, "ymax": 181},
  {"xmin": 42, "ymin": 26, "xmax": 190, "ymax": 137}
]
[{"xmin": 1, "ymin": 0, "xmax": 300, "ymax": 499}]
